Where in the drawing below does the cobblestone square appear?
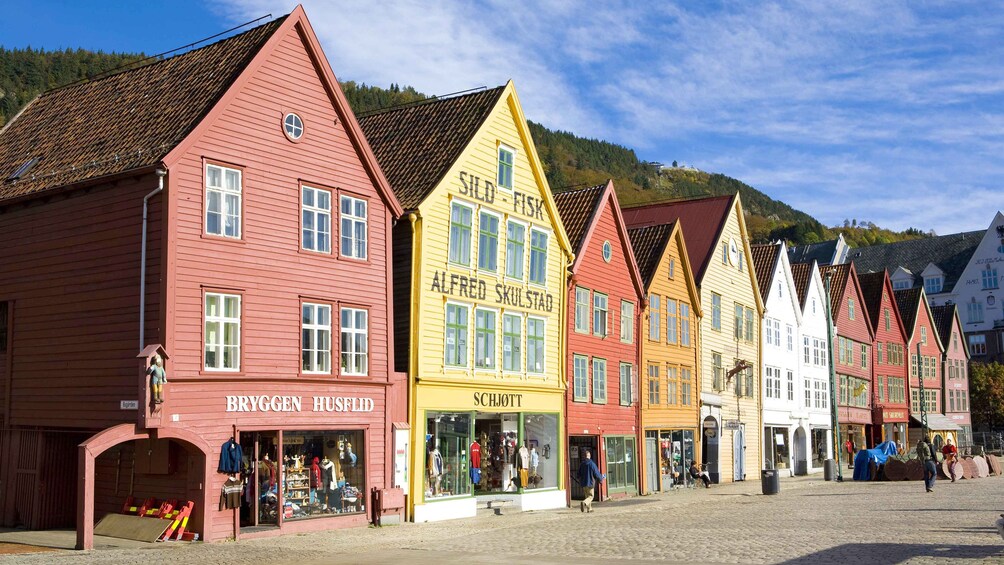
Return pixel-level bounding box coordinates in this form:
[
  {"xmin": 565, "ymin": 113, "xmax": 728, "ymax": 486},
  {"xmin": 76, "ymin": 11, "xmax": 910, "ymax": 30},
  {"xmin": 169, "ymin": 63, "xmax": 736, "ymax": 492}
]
[{"xmin": 3, "ymin": 475, "xmax": 1003, "ymax": 564}]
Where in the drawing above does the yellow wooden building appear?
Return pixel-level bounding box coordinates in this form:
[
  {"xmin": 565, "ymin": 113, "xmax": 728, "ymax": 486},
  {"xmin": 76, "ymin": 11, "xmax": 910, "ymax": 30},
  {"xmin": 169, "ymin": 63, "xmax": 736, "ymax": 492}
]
[
  {"xmin": 628, "ymin": 221, "xmax": 703, "ymax": 493},
  {"xmin": 625, "ymin": 194, "xmax": 763, "ymax": 483},
  {"xmin": 359, "ymin": 82, "xmax": 573, "ymax": 522}
]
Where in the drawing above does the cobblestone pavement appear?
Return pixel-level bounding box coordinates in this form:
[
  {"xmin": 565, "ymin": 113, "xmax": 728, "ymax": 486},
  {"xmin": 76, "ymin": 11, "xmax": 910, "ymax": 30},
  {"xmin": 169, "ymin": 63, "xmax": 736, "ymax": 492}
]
[{"xmin": 2, "ymin": 475, "xmax": 1004, "ymax": 564}]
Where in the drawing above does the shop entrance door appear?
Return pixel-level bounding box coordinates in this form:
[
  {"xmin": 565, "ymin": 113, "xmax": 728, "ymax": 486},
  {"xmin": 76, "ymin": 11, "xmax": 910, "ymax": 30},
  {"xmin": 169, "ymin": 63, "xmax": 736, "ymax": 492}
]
[
  {"xmin": 702, "ymin": 416, "xmax": 719, "ymax": 484},
  {"xmin": 239, "ymin": 432, "xmax": 279, "ymax": 530},
  {"xmin": 644, "ymin": 435, "xmax": 658, "ymax": 494},
  {"xmin": 733, "ymin": 426, "xmax": 746, "ymax": 481},
  {"xmin": 568, "ymin": 436, "xmax": 597, "ymax": 501},
  {"xmin": 793, "ymin": 427, "xmax": 807, "ymax": 475}
]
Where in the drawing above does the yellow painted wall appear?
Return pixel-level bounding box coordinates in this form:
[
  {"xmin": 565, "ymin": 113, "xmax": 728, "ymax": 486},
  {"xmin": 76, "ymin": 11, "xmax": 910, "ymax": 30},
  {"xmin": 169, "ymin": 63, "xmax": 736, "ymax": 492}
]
[
  {"xmin": 697, "ymin": 197, "xmax": 763, "ymax": 482},
  {"xmin": 407, "ymin": 83, "xmax": 572, "ymax": 508},
  {"xmin": 639, "ymin": 223, "xmax": 703, "ymax": 493}
]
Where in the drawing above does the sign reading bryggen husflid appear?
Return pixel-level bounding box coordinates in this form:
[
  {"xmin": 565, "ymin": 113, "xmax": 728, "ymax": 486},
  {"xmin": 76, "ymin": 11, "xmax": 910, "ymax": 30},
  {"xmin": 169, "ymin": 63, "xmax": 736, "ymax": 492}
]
[{"xmin": 359, "ymin": 81, "xmax": 573, "ymax": 523}]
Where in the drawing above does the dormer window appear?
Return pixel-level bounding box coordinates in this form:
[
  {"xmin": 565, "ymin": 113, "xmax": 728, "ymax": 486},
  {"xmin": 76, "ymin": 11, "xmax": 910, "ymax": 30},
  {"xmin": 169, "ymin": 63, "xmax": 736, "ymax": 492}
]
[
  {"xmin": 893, "ymin": 279, "xmax": 911, "ymax": 290},
  {"xmin": 925, "ymin": 276, "xmax": 943, "ymax": 295}
]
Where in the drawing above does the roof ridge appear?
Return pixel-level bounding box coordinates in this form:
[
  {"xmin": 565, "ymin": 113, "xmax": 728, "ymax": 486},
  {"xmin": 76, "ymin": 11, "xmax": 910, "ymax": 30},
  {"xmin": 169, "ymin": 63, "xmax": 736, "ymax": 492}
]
[
  {"xmin": 37, "ymin": 16, "xmax": 287, "ymax": 99},
  {"xmin": 357, "ymin": 84, "xmax": 506, "ymax": 118},
  {"xmin": 622, "ymin": 193, "xmax": 733, "ymax": 209},
  {"xmin": 553, "ymin": 183, "xmax": 606, "ymax": 196}
]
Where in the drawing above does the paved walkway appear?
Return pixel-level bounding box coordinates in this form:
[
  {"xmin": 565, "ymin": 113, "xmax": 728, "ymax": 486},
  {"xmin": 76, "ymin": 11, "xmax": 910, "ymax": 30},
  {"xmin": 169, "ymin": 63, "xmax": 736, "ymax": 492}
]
[{"xmin": 1, "ymin": 474, "xmax": 1003, "ymax": 564}]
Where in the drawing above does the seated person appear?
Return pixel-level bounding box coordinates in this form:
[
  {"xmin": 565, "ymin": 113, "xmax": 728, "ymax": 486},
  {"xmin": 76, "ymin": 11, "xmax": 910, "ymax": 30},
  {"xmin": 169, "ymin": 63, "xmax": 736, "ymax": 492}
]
[{"xmin": 689, "ymin": 460, "xmax": 711, "ymax": 488}]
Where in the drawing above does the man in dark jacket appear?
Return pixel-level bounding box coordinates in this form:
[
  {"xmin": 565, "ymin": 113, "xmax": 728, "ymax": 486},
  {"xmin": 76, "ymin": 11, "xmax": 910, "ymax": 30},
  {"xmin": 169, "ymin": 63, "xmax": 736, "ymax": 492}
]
[
  {"xmin": 577, "ymin": 449, "xmax": 604, "ymax": 513},
  {"xmin": 917, "ymin": 436, "xmax": 937, "ymax": 492}
]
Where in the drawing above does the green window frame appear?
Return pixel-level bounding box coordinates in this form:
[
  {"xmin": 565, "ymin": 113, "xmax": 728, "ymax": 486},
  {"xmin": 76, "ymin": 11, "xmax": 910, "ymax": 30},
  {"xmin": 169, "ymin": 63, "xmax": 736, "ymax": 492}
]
[
  {"xmin": 529, "ymin": 228, "xmax": 548, "ymax": 285},
  {"xmin": 502, "ymin": 313, "xmax": 522, "ymax": 372},
  {"xmin": 477, "ymin": 211, "xmax": 499, "ymax": 272},
  {"xmin": 505, "ymin": 221, "xmax": 526, "ymax": 279},
  {"xmin": 474, "ymin": 308, "xmax": 497, "ymax": 370},
  {"xmin": 593, "ymin": 293, "xmax": 608, "ymax": 337},
  {"xmin": 448, "ymin": 202, "xmax": 473, "ymax": 266},
  {"xmin": 574, "ymin": 287, "xmax": 590, "ymax": 333},
  {"xmin": 497, "ymin": 145, "xmax": 514, "ymax": 190},
  {"xmin": 445, "ymin": 303, "xmax": 469, "ymax": 367},
  {"xmin": 620, "ymin": 301, "xmax": 635, "ymax": 344},
  {"xmin": 527, "ymin": 317, "xmax": 545, "ymax": 374},
  {"xmin": 620, "ymin": 363, "xmax": 633, "ymax": 406},
  {"xmin": 573, "ymin": 354, "xmax": 589, "ymax": 401}
]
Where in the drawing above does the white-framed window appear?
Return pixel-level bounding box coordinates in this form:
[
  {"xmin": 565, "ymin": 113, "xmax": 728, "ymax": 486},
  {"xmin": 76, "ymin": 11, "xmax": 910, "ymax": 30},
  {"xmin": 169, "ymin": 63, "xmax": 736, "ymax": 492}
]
[
  {"xmin": 449, "ymin": 201, "xmax": 473, "ymax": 266},
  {"xmin": 969, "ymin": 334, "xmax": 987, "ymax": 356},
  {"xmin": 302, "ymin": 303, "xmax": 331, "ymax": 373},
  {"xmin": 786, "ymin": 325, "xmax": 794, "ymax": 351},
  {"xmin": 893, "ymin": 279, "xmax": 911, "ymax": 290},
  {"xmin": 967, "ymin": 301, "xmax": 984, "ymax": 324},
  {"xmin": 848, "ymin": 298, "xmax": 855, "ymax": 320},
  {"xmin": 805, "ymin": 378, "xmax": 812, "ymax": 408},
  {"xmin": 620, "ymin": 301, "xmax": 635, "ymax": 344},
  {"xmin": 445, "ymin": 302, "xmax": 469, "ymax": 367},
  {"xmin": 505, "ymin": 220, "xmax": 525, "ymax": 279},
  {"xmin": 478, "ymin": 211, "xmax": 500, "ymax": 272},
  {"xmin": 921, "ymin": 326, "xmax": 927, "ymax": 345},
  {"xmin": 647, "ymin": 364, "xmax": 660, "ymax": 405},
  {"xmin": 529, "ymin": 228, "xmax": 549, "ymax": 285},
  {"xmin": 925, "ymin": 276, "xmax": 944, "ymax": 294},
  {"xmin": 711, "ymin": 293, "xmax": 721, "ymax": 330},
  {"xmin": 573, "ymin": 354, "xmax": 589, "ymax": 401},
  {"xmin": 283, "ymin": 113, "xmax": 304, "ymax": 140},
  {"xmin": 340, "ymin": 307, "xmax": 368, "ymax": 375},
  {"xmin": 666, "ymin": 366, "xmax": 678, "ymax": 405},
  {"xmin": 502, "ymin": 313, "xmax": 522, "ymax": 372},
  {"xmin": 765, "ymin": 318, "xmax": 777, "ymax": 346},
  {"xmin": 649, "ymin": 294, "xmax": 661, "ymax": 339},
  {"xmin": 983, "ymin": 266, "xmax": 999, "ymax": 290},
  {"xmin": 721, "ymin": 242, "xmax": 728, "ymax": 264},
  {"xmin": 667, "ymin": 299, "xmax": 678, "ymax": 344},
  {"xmin": 765, "ymin": 366, "xmax": 781, "ymax": 399},
  {"xmin": 592, "ymin": 358, "xmax": 607, "ymax": 404},
  {"xmin": 746, "ymin": 308, "xmax": 754, "ymax": 342},
  {"xmin": 302, "ymin": 186, "xmax": 331, "ymax": 253},
  {"xmin": 204, "ymin": 292, "xmax": 241, "ymax": 371},
  {"xmin": 497, "ymin": 145, "xmax": 514, "ymax": 190},
  {"xmin": 680, "ymin": 303, "xmax": 691, "ymax": 346},
  {"xmin": 620, "ymin": 363, "xmax": 633, "ymax": 406},
  {"xmin": 527, "ymin": 317, "xmax": 545, "ymax": 374},
  {"xmin": 339, "ymin": 195, "xmax": 367, "ymax": 259},
  {"xmin": 884, "ymin": 308, "xmax": 891, "ymax": 331},
  {"xmin": 602, "ymin": 240, "xmax": 612, "ymax": 263},
  {"xmin": 575, "ymin": 287, "xmax": 590, "ymax": 333},
  {"xmin": 593, "ymin": 292, "xmax": 608, "ymax": 337},
  {"xmin": 681, "ymin": 369, "xmax": 692, "ymax": 405},
  {"xmin": 474, "ymin": 308, "xmax": 497, "ymax": 370},
  {"xmin": 668, "ymin": 258, "xmax": 676, "ymax": 279},
  {"xmin": 205, "ymin": 163, "xmax": 242, "ymax": 238},
  {"xmin": 787, "ymin": 370, "xmax": 794, "ymax": 401}
]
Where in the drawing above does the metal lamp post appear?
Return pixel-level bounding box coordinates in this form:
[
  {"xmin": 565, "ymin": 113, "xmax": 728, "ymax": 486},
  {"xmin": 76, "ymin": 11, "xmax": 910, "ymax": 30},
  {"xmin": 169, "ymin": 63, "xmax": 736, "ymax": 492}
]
[
  {"xmin": 824, "ymin": 271, "xmax": 843, "ymax": 481},
  {"xmin": 918, "ymin": 343, "xmax": 928, "ymax": 437}
]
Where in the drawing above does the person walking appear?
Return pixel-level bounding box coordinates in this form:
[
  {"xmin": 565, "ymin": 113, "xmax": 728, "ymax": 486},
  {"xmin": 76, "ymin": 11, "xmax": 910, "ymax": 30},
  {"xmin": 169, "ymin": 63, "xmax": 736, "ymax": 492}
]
[
  {"xmin": 917, "ymin": 436, "xmax": 937, "ymax": 492},
  {"xmin": 577, "ymin": 449, "xmax": 604, "ymax": 513},
  {"xmin": 941, "ymin": 437, "xmax": 959, "ymax": 482}
]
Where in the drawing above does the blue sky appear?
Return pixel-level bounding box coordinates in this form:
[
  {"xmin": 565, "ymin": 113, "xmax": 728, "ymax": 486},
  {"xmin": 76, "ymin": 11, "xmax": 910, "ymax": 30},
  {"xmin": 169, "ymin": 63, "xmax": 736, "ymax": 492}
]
[{"xmin": 4, "ymin": 1, "xmax": 1003, "ymax": 235}]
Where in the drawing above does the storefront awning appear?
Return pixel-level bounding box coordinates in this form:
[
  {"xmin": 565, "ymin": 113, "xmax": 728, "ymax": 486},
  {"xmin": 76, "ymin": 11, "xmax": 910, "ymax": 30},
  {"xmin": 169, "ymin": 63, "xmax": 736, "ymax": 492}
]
[{"xmin": 910, "ymin": 413, "xmax": 961, "ymax": 431}]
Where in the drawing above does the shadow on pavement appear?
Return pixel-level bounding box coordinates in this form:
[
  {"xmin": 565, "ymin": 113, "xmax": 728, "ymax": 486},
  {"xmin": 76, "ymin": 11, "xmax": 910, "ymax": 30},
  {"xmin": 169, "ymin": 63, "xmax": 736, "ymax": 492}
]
[{"xmin": 779, "ymin": 543, "xmax": 1003, "ymax": 565}]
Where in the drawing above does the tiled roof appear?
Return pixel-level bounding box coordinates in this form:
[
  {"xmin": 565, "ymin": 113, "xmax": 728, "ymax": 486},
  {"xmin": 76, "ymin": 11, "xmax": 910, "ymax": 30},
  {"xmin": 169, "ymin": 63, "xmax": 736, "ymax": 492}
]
[
  {"xmin": 628, "ymin": 222, "xmax": 676, "ymax": 288},
  {"xmin": 553, "ymin": 183, "xmax": 606, "ymax": 255},
  {"xmin": 894, "ymin": 287, "xmax": 923, "ymax": 337},
  {"xmin": 856, "ymin": 271, "xmax": 887, "ymax": 333},
  {"xmin": 622, "ymin": 194, "xmax": 735, "ymax": 284},
  {"xmin": 356, "ymin": 86, "xmax": 506, "ymax": 210},
  {"xmin": 790, "ymin": 261, "xmax": 813, "ymax": 309},
  {"xmin": 819, "ymin": 264, "xmax": 851, "ymax": 318},
  {"xmin": 931, "ymin": 304, "xmax": 957, "ymax": 348},
  {"xmin": 750, "ymin": 243, "xmax": 780, "ymax": 304},
  {"xmin": 789, "ymin": 238, "xmax": 839, "ymax": 266},
  {"xmin": 850, "ymin": 231, "xmax": 983, "ymax": 294},
  {"xmin": 0, "ymin": 17, "xmax": 286, "ymax": 203}
]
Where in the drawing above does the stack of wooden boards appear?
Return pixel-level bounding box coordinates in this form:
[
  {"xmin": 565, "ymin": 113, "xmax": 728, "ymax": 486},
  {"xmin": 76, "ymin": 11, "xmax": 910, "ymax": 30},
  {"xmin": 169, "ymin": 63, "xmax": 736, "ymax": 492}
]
[{"xmin": 882, "ymin": 453, "xmax": 1002, "ymax": 481}]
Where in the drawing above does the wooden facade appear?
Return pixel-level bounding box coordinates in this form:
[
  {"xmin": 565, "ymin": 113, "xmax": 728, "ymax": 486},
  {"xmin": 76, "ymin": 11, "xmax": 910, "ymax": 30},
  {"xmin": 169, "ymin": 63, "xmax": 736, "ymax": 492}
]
[
  {"xmin": 0, "ymin": 8, "xmax": 405, "ymax": 548},
  {"xmin": 556, "ymin": 182, "xmax": 645, "ymax": 502},
  {"xmin": 934, "ymin": 305, "xmax": 971, "ymax": 443}
]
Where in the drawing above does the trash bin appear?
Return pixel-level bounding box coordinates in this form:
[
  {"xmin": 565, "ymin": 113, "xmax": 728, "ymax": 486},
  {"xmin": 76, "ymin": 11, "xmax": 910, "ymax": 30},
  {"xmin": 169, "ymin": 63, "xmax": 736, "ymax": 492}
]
[
  {"xmin": 761, "ymin": 468, "xmax": 780, "ymax": 495},
  {"xmin": 823, "ymin": 458, "xmax": 836, "ymax": 481}
]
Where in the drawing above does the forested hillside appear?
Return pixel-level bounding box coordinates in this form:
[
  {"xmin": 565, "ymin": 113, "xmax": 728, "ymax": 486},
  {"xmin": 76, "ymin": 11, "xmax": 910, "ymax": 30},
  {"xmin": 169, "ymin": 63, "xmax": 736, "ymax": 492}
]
[{"xmin": 0, "ymin": 45, "xmax": 930, "ymax": 247}]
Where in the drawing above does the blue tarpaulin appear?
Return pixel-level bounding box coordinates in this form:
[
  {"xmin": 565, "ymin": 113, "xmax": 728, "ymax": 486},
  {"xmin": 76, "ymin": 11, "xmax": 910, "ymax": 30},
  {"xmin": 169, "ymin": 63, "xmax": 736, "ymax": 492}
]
[{"xmin": 852, "ymin": 441, "xmax": 900, "ymax": 481}]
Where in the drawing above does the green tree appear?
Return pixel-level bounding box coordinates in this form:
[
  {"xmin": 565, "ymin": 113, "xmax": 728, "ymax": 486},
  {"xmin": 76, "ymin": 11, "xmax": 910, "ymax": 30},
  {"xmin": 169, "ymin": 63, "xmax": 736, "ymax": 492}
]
[{"xmin": 970, "ymin": 362, "xmax": 1004, "ymax": 431}]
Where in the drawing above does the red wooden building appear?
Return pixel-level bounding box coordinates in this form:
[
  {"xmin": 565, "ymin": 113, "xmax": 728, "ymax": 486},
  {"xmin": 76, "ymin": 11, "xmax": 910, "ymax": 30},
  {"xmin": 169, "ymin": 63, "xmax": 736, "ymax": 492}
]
[
  {"xmin": 553, "ymin": 182, "xmax": 645, "ymax": 502},
  {"xmin": 932, "ymin": 304, "xmax": 972, "ymax": 446},
  {"xmin": 820, "ymin": 264, "xmax": 874, "ymax": 462},
  {"xmin": 0, "ymin": 8, "xmax": 404, "ymax": 548},
  {"xmin": 896, "ymin": 288, "xmax": 956, "ymax": 447},
  {"xmin": 857, "ymin": 271, "xmax": 909, "ymax": 448}
]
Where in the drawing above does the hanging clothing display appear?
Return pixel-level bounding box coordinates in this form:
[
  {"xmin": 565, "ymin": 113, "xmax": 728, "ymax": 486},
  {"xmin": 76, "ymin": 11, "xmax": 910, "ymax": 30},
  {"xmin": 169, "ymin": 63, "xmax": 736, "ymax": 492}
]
[
  {"xmin": 470, "ymin": 441, "xmax": 481, "ymax": 468},
  {"xmin": 219, "ymin": 438, "xmax": 243, "ymax": 474},
  {"xmin": 220, "ymin": 477, "xmax": 243, "ymax": 510}
]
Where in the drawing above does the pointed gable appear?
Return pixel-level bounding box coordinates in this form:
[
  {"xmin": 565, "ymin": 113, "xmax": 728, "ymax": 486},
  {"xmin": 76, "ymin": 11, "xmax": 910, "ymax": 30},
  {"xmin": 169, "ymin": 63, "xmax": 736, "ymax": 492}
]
[
  {"xmin": 622, "ymin": 194, "xmax": 734, "ymax": 284},
  {"xmin": 751, "ymin": 243, "xmax": 781, "ymax": 304},
  {"xmin": 856, "ymin": 271, "xmax": 887, "ymax": 333},
  {"xmin": 357, "ymin": 86, "xmax": 505, "ymax": 210},
  {"xmin": 931, "ymin": 304, "xmax": 957, "ymax": 349},
  {"xmin": 790, "ymin": 261, "xmax": 813, "ymax": 309},
  {"xmin": 0, "ymin": 17, "xmax": 286, "ymax": 203},
  {"xmin": 554, "ymin": 183, "xmax": 606, "ymax": 255},
  {"xmin": 819, "ymin": 264, "xmax": 851, "ymax": 318},
  {"xmin": 628, "ymin": 223, "xmax": 675, "ymax": 289},
  {"xmin": 894, "ymin": 287, "xmax": 922, "ymax": 341}
]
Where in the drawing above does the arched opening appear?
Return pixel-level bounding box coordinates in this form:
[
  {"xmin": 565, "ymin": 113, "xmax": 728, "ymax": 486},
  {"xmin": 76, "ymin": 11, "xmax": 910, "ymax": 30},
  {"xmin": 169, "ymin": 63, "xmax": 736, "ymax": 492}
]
[
  {"xmin": 701, "ymin": 416, "xmax": 720, "ymax": 484},
  {"xmin": 77, "ymin": 424, "xmax": 212, "ymax": 550},
  {"xmin": 793, "ymin": 426, "xmax": 807, "ymax": 475}
]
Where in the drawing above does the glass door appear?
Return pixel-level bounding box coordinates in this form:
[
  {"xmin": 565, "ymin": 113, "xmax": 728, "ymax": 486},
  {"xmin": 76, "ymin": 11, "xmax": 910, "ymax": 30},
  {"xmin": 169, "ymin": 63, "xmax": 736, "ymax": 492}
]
[{"xmin": 239, "ymin": 431, "xmax": 279, "ymax": 530}]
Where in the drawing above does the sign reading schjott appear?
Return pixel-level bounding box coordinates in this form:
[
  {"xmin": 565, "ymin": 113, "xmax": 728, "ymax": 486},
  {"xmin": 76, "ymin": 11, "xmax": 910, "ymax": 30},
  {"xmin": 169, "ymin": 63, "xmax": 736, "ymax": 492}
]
[{"xmin": 225, "ymin": 395, "xmax": 375, "ymax": 413}]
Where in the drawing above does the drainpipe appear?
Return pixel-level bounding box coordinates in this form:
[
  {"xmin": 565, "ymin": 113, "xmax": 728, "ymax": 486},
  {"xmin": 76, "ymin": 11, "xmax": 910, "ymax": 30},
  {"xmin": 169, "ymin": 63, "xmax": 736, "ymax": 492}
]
[{"xmin": 140, "ymin": 169, "xmax": 167, "ymax": 351}]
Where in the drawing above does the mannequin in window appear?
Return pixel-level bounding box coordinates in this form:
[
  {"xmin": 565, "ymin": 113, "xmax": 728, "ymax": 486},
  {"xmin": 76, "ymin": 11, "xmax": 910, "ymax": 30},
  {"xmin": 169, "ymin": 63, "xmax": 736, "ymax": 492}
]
[
  {"xmin": 518, "ymin": 442, "xmax": 530, "ymax": 489},
  {"xmin": 530, "ymin": 444, "xmax": 540, "ymax": 486},
  {"xmin": 310, "ymin": 456, "xmax": 322, "ymax": 507},
  {"xmin": 345, "ymin": 442, "xmax": 357, "ymax": 467},
  {"xmin": 320, "ymin": 455, "xmax": 336, "ymax": 511},
  {"xmin": 428, "ymin": 437, "xmax": 444, "ymax": 496}
]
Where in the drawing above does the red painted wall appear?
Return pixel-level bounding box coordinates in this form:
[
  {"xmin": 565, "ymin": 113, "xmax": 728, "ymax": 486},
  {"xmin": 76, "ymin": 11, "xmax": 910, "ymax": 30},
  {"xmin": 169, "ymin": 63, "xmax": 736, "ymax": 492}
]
[
  {"xmin": 943, "ymin": 315, "xmax": 971, "ymax": 427},
  {"xmin": 872, "ymin": 279, "xmax": 909, "ymax": 425},
  {"xmin": 833, "ymin": 271, "xmax": 874, "ymax": 425},
  {"xmin": 565, "ymin": 195, "xmax": 643, "ymax": 482},
  {"xmin": 908, "ymin": 302, "xmax": 944, "ymax": 414}
]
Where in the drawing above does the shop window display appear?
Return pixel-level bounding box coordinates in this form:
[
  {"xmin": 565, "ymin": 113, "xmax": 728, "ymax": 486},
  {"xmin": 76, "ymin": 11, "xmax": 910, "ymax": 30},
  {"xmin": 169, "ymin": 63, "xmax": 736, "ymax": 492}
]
[
  {"xmin": 522, "ymin": 413, "xmax": 558, "ymax": 489},
  {"xmin": 426, "ymin": 412, "xmax": 472, "ymax": 498},
  {"xmin": 812, "ymin": 428, "xmax": 828, "ymax": 468},
  {"xmin": 281, "ymin": 430, "xmax": 365, "ymax": 520},
  {"xmin": 658, "ymin": 429, "xmax": 694, "ymax": 490}
]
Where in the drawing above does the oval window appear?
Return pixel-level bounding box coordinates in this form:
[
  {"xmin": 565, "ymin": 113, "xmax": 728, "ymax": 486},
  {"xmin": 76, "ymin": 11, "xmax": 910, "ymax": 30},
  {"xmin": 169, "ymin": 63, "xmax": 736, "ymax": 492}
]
[
  {"xmin": 283, "ymin": 113, "xmax": 304, "ymax": 140},
  {"xmin": 602, "ymin": 241, "xmax": 612, "ymax": 263}
]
